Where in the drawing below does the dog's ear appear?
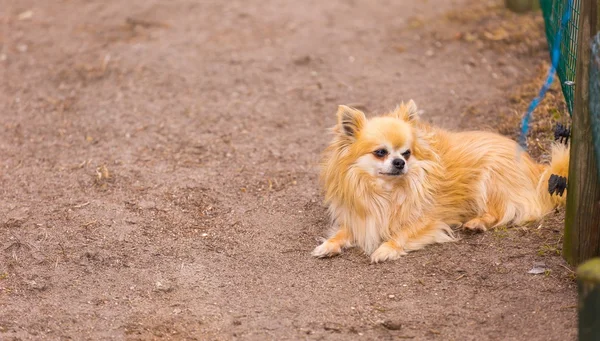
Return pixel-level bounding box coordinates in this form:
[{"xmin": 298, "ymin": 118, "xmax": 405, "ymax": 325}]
[
  {"xmin": 391, "ymin": 100, "xmax": 420, "ymax": 122},
  {"xmin": 337, "ymin": 105, "xmax": 366, "ymax": 138}
]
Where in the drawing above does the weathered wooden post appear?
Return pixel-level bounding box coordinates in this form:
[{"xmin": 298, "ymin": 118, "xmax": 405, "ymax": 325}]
[
  {"xmin": 577, "ymin": 258, "xmax": 600, "ymax": 340},
  {"xmin": 565, "ymin": 2, "xmax": 600, "ymax": 338},
  {"xmin": 563, "ymin": 0, "xmax": 600, "ymax": 266}
]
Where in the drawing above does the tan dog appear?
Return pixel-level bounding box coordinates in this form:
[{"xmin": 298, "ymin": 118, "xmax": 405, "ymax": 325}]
[{"xmin": 313, "ymin": 101, "xmax": 569, "ymax": 263}]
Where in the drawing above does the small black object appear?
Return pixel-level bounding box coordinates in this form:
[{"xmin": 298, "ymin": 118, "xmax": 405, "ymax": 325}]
[
  {"xmin": 548, "ymin": 174, "xmax": 567, "ymax": 196},
  {"xmin": 554, "ymin": 123, "xmax": 570, "ymax": 145}
]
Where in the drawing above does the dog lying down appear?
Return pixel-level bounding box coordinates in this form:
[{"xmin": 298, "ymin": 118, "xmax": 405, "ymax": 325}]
[{"xmin": 313, "ymin": 101, "xmax": 569, "ymax": 263}]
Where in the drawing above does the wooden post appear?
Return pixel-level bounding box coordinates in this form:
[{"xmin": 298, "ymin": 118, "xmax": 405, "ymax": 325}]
[
  {"xmin": 563, "ymin": 0, "xmax": 600, "ymax": 266},
  {"xmin": 577, "ymin": 258, "xmax": 600, "ymax": 340}
]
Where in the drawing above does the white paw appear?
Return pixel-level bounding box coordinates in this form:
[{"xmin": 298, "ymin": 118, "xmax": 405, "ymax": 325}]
[
  {"xmin": 370, "ymin": 242, "xmax": 406, "ymax": 263},
  {"xmin": 312, "ymin": 241, "xmax": 342, "ymax": 258}
]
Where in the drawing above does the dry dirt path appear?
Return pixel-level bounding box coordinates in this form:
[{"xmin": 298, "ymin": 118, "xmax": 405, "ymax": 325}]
[{"xmin": 1, "ymin": 1, "xmax": 576, "ymax": 340}]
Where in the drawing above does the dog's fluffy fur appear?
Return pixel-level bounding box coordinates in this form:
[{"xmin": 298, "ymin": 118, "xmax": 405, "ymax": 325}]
[{"xmin": 312, "ymin": 101, "xmax": 569, "ymax": 263}]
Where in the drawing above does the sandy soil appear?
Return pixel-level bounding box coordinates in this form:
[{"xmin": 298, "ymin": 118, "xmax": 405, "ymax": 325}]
[{"xmin": 1, "ymin": 0, "xmax": 577, "ymax": 340}]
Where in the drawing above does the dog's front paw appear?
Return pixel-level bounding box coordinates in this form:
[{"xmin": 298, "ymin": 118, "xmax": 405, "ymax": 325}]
[
  {"xmin": 370, "ymin": 241, "xmax": 406, "ymax": 263},
  {"xmin": 312, "ymin": 241, "xmax": 342, "ymax": 258}
]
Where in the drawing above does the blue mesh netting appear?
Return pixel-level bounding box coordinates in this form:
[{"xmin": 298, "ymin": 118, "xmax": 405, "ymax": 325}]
[{"xmin": 591, "ymin": 33, "xmax": 600, "ymax": 178}]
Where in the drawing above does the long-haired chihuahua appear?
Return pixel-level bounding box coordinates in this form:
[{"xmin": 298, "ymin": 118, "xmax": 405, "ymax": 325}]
[{"xmin": 313, "ymin": 101, "xmax": 569, "ymax": 263}]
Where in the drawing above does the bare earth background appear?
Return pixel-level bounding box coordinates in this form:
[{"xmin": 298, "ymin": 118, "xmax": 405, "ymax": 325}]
[{"xmin": 0, "ymin": 0, "xmax": 577, "ymax": 340}]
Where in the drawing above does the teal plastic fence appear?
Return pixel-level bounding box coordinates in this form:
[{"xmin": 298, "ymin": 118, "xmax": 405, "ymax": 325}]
[{"xmin": 540, "ymin": 0, "xmax": 581, "ymax": 115}]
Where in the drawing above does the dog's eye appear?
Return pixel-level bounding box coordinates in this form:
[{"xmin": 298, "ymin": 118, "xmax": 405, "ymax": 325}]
[
  {"xmin": 402, "ymin": 149, "xmax": 411, "ymax": 158},
  {"xmin": 373, "ymin": 149, "xmax": 388, "ymax": 158}
]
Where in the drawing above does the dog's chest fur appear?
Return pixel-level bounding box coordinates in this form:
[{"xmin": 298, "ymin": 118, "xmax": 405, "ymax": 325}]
[{"xmin": 333, "ymin": 184, "xmax": 410, "ymax": 254}]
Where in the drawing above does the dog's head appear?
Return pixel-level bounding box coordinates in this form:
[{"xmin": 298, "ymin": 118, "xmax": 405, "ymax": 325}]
[{"xmin": 333, "ymin": 100, "xmax": 422, "ymax": 181}]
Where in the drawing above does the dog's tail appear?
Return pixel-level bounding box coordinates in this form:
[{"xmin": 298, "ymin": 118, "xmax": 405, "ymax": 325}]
[{"xmin": 539, "ymin": 143, "xmax": 570, "ymax": 207}]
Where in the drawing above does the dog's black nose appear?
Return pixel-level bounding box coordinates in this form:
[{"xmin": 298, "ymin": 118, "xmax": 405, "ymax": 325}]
[{"xmin": 392, "ymin": 158, "xmax": 405, "ymax": 169}]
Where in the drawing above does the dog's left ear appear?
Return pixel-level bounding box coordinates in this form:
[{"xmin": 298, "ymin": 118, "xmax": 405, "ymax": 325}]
[{"xmin": 391, "ymin": 100, "xmax": 420, "ymax": 122}]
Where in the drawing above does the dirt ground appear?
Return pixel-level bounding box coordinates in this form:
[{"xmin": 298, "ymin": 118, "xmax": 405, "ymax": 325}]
[{"xmin": 1, "ymin": 0, "xmax": 577, "ymax": 340}]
